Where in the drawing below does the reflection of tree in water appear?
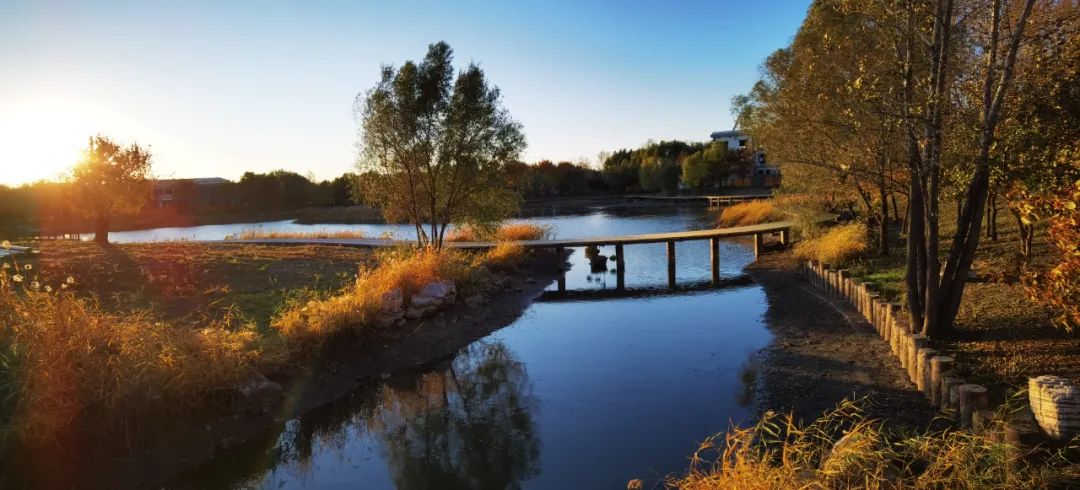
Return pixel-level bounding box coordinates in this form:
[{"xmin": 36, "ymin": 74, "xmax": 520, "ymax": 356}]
[
  {"xmin": 168, "ymin": 341, "xmax": 539, "ymax": 489},
  {"xmin": 369, "ymin": 341, "xmax": 541, "ymax": 490}
]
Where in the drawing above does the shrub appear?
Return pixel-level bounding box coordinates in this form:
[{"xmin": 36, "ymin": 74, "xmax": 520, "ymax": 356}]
[
  {"xmin": 716, "ymin": 200, "xmax": 786, "ymax": 227},
  {"xmin": 224, "ymin": 229, "xmax": 365, "ymax": 240},
  {"xmin": 0, "ymin": 259, "xmax": 276, "ymax": 443},
  {"xmin": 793, "ymin": 223, "xmax": 867, "ymax": 265},
  {"xmin": 665, "ymin": 399, "xmax": 1078, "ymax": 489},
  {"xmin": 1010, "ymin": 178, "xmax": 1080, "ymax": 331}
]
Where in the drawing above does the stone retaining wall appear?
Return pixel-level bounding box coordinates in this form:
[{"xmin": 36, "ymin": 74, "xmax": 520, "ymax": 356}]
[{"xmin": 805, "ymin": 261, "xmax": 1079, "ymax": 444}]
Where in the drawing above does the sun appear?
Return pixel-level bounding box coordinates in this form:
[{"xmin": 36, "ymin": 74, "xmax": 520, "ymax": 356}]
[{"xmin": 0, "ymin": 96, "xmax": 101, "ymax": 186}]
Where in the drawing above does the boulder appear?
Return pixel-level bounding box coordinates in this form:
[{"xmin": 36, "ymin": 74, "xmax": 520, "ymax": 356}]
[{"xmin": 232, "ymin": 374, "xmax": 283, "ymax": 412}]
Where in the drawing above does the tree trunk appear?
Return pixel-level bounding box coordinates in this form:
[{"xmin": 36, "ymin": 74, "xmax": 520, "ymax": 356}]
[
  {"xmin": 94, "ymin": 214, "xmax": 110, "ymax": 244},
  {"xmin": 879, "ymin": 185, "xmax": 890, "ymax": 256}
]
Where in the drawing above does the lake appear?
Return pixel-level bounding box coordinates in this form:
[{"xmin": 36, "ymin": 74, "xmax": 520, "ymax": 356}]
[{"xmin": 161, "ymin": 208, "xmax": 773, "ymax": 489}]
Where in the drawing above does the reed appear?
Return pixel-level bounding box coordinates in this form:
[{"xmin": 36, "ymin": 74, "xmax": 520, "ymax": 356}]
[
  {"xmin": 446, "ymin": 222, "xmax": 552, "ymax": 242},
  {"xmin": 272, "ymin": 247, "xmax": 478, "ymax": 346},
  {"xmin": 793, "ymin": 223, "xmax": 868, "ymax": 265},
  {"xmin": 0, "ymin": 261, "xmax": 278, "ymax": 444},
  {"xmin": 716, "ymin": 201, "xmax": 786, "ymax": 227},
  {"xmin": 666, "ymin": 399, "xmax": 1078, "ymax": 489},
  {"xmin": 224, "ymin": 229, "xmax": 366, "ymax": 240}
]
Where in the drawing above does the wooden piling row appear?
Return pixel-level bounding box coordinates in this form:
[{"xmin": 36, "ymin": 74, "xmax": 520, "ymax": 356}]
[{"xmin": 804, "ymin": 264, "xmax": 1002, "ymax": 432}]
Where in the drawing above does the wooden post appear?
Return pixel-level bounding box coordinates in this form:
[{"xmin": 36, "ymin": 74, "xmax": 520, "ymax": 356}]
[
  {"xmin": 972, "ymin": 410, "xmax": 996, "ymax": 435},
  {"xmin": 907, "ymin": 334, "xmax": 926, "ymax": 382},
  {"xmin": 557, "ymin": 274, "xmax": 566, "ymax": 293},
  {"xmin": 753, "ymin": 233, "xmax": 763, "ymax": 259},
  {"xmin": 555, "ymin": 246, "xmax": 565, "ymax": 271},
  {"xmin": 709, "ymin": 238, "xmax": 720, "ymax": 285},
  {"xmin": 959, "ymin": 384, "xmax": 989, "ymax": 428},
  {"xmin": 615, "ymin": 244, "xmax": 625, "ymax": 291},
  {"xmin": 887, "ymin": 304, "xmax": 901, "ymax": 355},
  {"xmin": 917, "ymin": 347, "xmax": 938, "ymax": 395},
  {"xmin": 930, "ymin": 356, "xmax": 954, "ymax": 407},
  {"xmin": 838, "ymin": 270, "xmax": 851, "ymax": 300},
  {"xmin": 780, "ymin": 228, "xmax": 790, "ymax": 246},
  {"xmin": 666, "ymin": 241, "xmax": 676, "ymax": 288}
]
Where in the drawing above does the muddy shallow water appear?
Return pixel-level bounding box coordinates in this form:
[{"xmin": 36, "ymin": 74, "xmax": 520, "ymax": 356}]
[{"xmin": 149, "ymin": 209, "xmax": 775, "ymax": 489}]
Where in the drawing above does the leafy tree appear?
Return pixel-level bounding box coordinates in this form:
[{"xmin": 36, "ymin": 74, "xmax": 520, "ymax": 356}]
[
  {"xmin": 68, "ymin": 136, "xmax": 153, "ymax": 243},
  {"xmin": 356, "ymin": 41, "xmax": 526, "ymax": 248}
]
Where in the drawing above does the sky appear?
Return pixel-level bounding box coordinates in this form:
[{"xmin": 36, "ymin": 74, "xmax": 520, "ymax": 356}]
[{"xmin": 0, "ymin": 0, "xmax": 810, "ymax": 186}]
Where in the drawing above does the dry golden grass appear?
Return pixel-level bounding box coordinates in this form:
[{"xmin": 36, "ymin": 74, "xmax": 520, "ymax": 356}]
[
  {"xmin": 272, "ymin": 248, "xmax": 478, "ymax": 346},
  {"xmin": 0, "ymin": 262, "xmax": 280, "ymax": 443},
  {"xmin": 716, "ymin": 200, "xmax": 786, "ymax": 228},
  {"xmin": 446, "ymin": 222, "xmax": 552, "ymax": 242},
  {"xmin": 793, "ymin": 223, "xmax": 868, "ymax": 265},
  {"xmin": 666, "ymin": 400, "xmax": 1078, "ymax": 489},
  {"xmin": 483, "ymin": 242, "xmax": 527, "ymax": 269},
  {"xmin": 225, "ymin": 229, "xmax": 365, "ymax": 240}
]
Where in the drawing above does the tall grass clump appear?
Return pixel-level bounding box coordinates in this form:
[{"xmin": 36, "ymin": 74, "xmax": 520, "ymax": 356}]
[
  {"xmin": 716, "ymin": 200, "xmax": 786, "ymax": 228},
  {"xmin": 225, "ymin": 229, "xmax": 366, "ymax": 240},
  {"xmin": 793, "ymin": 223, "xmax": 868, "ymax": 265},
  {"xmin": 666, "ymin": 400, "xmax": 1078, "ymax": 489},
  {"xmin": 272, "ymin": 247, "xmax": 479, "ymax": 346},
  {"xmin": 483, "ymin": 242, "xmax": 527, "ymax": 269},
  {"xmin": 446, "ymin": 222, "xmax": 552, "ymax": 242},
  {"xmin": 0, "ymin": 259, "xmax": 276, "ymax": 444}
]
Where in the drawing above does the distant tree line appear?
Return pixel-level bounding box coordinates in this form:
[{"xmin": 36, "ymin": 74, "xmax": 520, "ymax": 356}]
[
  {"xmin": 0, "ymin": 169, "xmax": 361, "ymax": 238},
  {"xmin": 600, "ymin": 140, "xmax": 756, "ymax": 194}
]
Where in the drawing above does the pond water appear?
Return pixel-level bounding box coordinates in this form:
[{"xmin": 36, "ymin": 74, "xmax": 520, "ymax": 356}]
[{"xmin": 169, "ymin": 209, "xmax": 773, "ymax": 489}]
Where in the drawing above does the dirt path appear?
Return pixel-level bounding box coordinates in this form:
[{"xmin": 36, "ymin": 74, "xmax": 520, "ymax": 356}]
[{"xmin": 747, "ymin": 252, "xmax": 937, "ymax": 431}]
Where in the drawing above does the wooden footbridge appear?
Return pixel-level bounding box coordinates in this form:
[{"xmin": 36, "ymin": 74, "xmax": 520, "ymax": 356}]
[
  {"xmin": 225, "ymin": 221, "xmax": 794, "ymax": 291},
  {"xmin": 625, "ymin": 193, "xmax": 771, "ymax": 208}
]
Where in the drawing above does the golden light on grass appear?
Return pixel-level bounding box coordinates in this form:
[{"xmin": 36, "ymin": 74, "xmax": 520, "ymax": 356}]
[
  {"xmin": 0, "ymin": 261, "xmax": 277, "ymax": 443},
  {"xmin": 666, "ymin": 399, "xmax": 1076, "ymax": 489},
  {"xmin": 272, "ymin": 247, "xmax": 478, "ymax": 346},
  {"xmin": 793, "ymin": 223, "xmax": 868, "ymax": 265},
  {"xmin": 224, "ymin": 229, "xmax": 366, "ymax": 240},
  {"xmin": 716, "ymin": 201, "xmax": 786, "ymax": 228},
  {"xmin": 446, "ymin": 223, "xmax": 551, "ymax": 242}
]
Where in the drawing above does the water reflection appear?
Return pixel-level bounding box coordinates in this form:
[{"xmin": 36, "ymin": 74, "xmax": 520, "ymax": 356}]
[
  {"xmin": 173, "ymin": 341, "xmax": 538, "ymax": 490},
  {"xmin": 371, "ymin": 342, "xmax": 539, "ymax": 490}
]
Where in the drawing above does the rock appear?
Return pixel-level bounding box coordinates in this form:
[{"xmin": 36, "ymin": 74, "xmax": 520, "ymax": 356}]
[
  {"xmin": 464, "ymin": 294, "xmax": 486, "ymax": 308},
  {"xmin": 404, "ymin": 306, "xmax": 424, "ymax": 319},
  {"xmin": 410, "ymin": 280, "xmax": 456, "ymax": 312},
  {"xmin": 380, "ymin": 288, "xmax": 403, "ymax": 311},
  {"xmin": 232, "ymin": 374, "xmax": 283, "ymax": 412}
]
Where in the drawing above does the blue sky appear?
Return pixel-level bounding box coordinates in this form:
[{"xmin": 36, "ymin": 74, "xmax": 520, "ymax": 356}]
[{"xmin": 0, "ymin": 0, "xmax": 810, "ymax": 185}]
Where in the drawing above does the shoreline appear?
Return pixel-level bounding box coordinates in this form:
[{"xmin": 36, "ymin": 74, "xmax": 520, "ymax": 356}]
[
  {"xmin": 9, "ymin": 253, "xmax": 563, "ymax": 490},
  {"xmin": 745, "ymin": 250, "xmax": 938, "ymax": 431}
]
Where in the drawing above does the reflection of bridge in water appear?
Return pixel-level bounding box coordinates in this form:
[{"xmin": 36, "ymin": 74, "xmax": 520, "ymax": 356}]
[
  {"xmin": 223, "ymin": 221, "xmax": 794, "ymax": 291},
  {"xmin": 537, "ymin": 276, "xmax": 754, "ymax": 303}
]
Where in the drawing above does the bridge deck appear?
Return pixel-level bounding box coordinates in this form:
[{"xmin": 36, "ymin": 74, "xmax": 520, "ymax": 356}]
[{"xmin": 223, "ymin": 221, "xmax": 794, "ymax": 250}]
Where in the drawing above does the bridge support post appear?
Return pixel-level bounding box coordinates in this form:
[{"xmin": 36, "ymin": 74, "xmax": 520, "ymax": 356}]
[
  {"xmin": 554, "ymin": 246, "xmax": 565, "ymax": 271},
  {"xmin": 710, "ymin": 237, "xmax": 720, "ymax": 285},
  {"xmin": 780, "ymin": 229, "xmax": 790, "ymax": 246},
  {"xmin": 615, "ymin": 244, "xmax": 625, "ymax": 291},
  {"xmin": 666, "ymin": 241, "xmax": 676, "ymax": 288},
  {"xmin": 753, "ymin": 233, "xmax": 764, "ymax": 259},
  {"xmin": 557, "ymin": 274, "xmax": 566, "ymax": 293}
]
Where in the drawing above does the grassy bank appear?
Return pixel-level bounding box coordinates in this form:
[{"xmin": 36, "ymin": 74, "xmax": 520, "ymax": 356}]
[
  {"xmin": 0, "ymin": 233, "xmax": 533, "ymax": 446},
  {"xmin": 662, "ymin": 400, "xmax": 1079, "ymax": 489},
  {"xmin": 816, "ymin": 206, "xmax": 1080, "ymax": 393}
]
